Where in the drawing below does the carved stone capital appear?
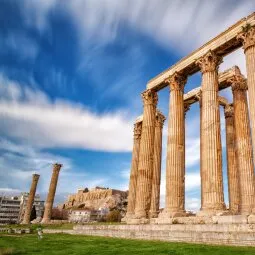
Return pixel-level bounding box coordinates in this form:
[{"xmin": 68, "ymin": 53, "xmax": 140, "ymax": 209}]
[
  {"xmin": 224, "ymin": 104, "xmax": 234, "ymax": 118},
  {"xmin": 53, "ymin": 163, "xmax": 62, "ymax": 173},
  {"xmin": 155, "ymin": 110, "xmax": 166, "ymax": 128},
  {"xmin": 32, "ymin": 174, "xmax": 40, "ymax": 182},
  {"xmin": 196, "ymin": 50, "xmax": 223, "ymax": 73},
  {"xmin": 237, "ymin": 25, "xmax": 255, "ymax": 51},
  {"xmin": 228, "ymin": 74, "xmax": 247, "ymax": 91},
  {"xmin": 134, "ymin": 122, "xmax": 142, "ymax": 140},
  {"xmin": 165, "ymin": 72, "xmax": 187, "ymax": 92},
  {"xmin": 141, "ymin": 90, "xmax": 158, "ymax": 105}
]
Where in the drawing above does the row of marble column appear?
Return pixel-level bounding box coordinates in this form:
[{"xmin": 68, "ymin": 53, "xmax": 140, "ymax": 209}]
[
  {"xmin": 126, "ymin": 106, "xmax": 166, "ymax": 219},
  {"xmin": 126, "ymin": 26, "xmax": 255, "ymax": 220},
  {"xmin": 22, "ymin": 163, "xmax": 62, "ymax": 224}
]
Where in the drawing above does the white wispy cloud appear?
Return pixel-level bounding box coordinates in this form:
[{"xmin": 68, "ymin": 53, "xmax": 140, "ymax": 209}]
[
  {"xmin": 65, "ymin": 0, "xmax": 253, "ymax": 53},
  {"xmin": 20, "ymin": 0, "xmax": 252, "ymax": 75},
  {"xmin": 0, "ymin": 74, "xmax": 134, "ymax": 152},
  {"xmin": 0, "ymin": 32, "xmax": 38, "ymax": 61},
  {"xmin": 0, "ymin": 138, "xmax": 112, "ymax": 203}
]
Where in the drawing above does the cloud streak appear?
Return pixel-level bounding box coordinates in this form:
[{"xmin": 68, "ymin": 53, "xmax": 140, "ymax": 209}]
[{"xmin": 0, "ymin": 74, "xmax": 134, "ymax": 152}]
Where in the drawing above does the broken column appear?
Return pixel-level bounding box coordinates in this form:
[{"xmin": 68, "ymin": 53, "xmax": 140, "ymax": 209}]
[
  {"xmin": 22, "ymin": 174, "xmax": 40, "ymax": 224},
  {"xmin": 41, "ymin": 163, "xmax": 62, "ymax": 223}
]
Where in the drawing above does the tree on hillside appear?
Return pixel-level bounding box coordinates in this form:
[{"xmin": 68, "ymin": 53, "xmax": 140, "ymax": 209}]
[{"xmin": 30, "ymin": 205, "xmax": 37, "ymax": 221}]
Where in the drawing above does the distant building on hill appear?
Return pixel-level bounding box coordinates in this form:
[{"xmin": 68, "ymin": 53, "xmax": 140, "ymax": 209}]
[{"xmin": 61, "ymin": 186, "xmax": 128, "ymax": 212}]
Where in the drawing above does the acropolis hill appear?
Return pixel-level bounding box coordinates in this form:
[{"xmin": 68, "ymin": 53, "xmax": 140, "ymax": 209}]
[{"xmin": 61, "ymin": 187, "xmax": 128, "ymax": 211}]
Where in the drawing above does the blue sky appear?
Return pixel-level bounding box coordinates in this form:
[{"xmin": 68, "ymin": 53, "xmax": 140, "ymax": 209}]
[{"xmin": 0, "ymin": 0, "xmax": 253, "ymax": 211}]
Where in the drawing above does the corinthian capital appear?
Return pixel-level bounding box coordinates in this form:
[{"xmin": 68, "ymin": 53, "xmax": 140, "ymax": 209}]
[
  {"xmin": 53, "ymin": 163, "xmax": 62, "ymax": 173},
  {"xmin": 134, "ymin": 122, "xmax": 142, "ymax": 140},
  {"xmin": 224, "ymin": 104, "xmax": 234, "ymax": 118},
  {"xmin": 155, "ymin": 110, "xmax": 166, "ymax": 128},
  {"xmin": 196, "ymin": 50, "xmax": 223, "ymax": 73},
  {"xmin": 141, "ymin": 90, "xmax": 158, "ymax": 105},
  {"xmin": 227, "ymin": 74, "xmax": 247, "ymax": 91},
  {"xmin": 237, "ymin": 25, "xmax": 255, "ymax": 51},
  {"xmin": 32, "ymin": 174, "xmax": 40, "ymax": 182},
  {"xmin": 165, "ymin": 72, "xmax": 187, "ymax": 92}
]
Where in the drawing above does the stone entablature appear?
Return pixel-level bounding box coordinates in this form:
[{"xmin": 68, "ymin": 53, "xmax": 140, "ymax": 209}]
[
  {"xmin": 147, "ymin": 13, "xmax": 255, "ymax": 91},
  {"xmin": 183, "ymin": 66, "xmax": 241, "ymax": 105}
]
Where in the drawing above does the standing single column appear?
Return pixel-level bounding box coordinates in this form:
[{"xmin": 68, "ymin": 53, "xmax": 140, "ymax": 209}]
[
  {"xmin": 161, "ymin": 72, "xmax": 187, "ymax": 218},
  {"xmin": 125, "ymin": 121, "xmax": 142, "ymax": 219},
  {"xmin": 224, "ymin": 104, "xmax": 240, "ymax": 214},
  {"xmin": 229, "ymin": 75, "xmax": 255, "ymax": 215},
  {"xmin": 41, "ymin": 163, "xmax": 62, "ymax": 223},
  {"xmin": 134, "ymin": 90, "xmax": 158, "ymax": 219},
  {"xmin": 237, "ymin": 26, "xmax": 255, "ymax": 164},
  {"xmin": 22, "ymin": 174, "xmax": 40, "ymax": 224},
  {"xmin": 196, "ymin": 50, "xmax": 225, "ymax": 215},
  {"xmin": 149, "ymin": 111, "xmax": 165, "ymax": 218}
]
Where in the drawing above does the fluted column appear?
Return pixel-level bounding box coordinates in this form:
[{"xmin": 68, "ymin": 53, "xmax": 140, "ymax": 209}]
[
  {"xmin": 237, "ymin": 26, "xmax": 255, "ymax": 164},
  {"xmin": 229, "ymin": 74, "xmax": 255, "ymax": 215},
  {"xmin": 134, "ymin": 90, "xmax": 158, "ymax": 219},
  {"xmin": 41, "ymin": 163, "xmax": 62, "ymax": 223},
  {"xmin": 224, "ymin": 104, "xmax": 240, "ymax": 214},
  {"xmin": 194, "ymin": 92, "xmax": 204, "ymax": 210},
  {"xmin": 149, "ymin": 111, "xmax": 165, "ymax": 218},
  {"xmin": 196, "ymin": 51, "xmax": 225, "ymax": 215},
  {"xmin": 126, "ymin": 121, "xmax": 142, "ymax": 219},
  {"xmin": 22, "ymin": 174, "xmax": 40, "ymax": 224},
  {"xmin": 161, "ymin": 72, "xmax": 187, "ymax": 217}
]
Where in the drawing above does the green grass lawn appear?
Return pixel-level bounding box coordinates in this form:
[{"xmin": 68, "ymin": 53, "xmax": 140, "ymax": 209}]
[{"xmin": 0, "ymin": 234, "xmax": 255, "ymax": 255}]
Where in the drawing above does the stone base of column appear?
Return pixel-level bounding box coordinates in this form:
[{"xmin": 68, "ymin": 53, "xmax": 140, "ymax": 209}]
[
  {"xmin": 20, "ymin": 220, "xmax": 30, "ymax": 225},
  {"xmin": 41, "ymin": 218, "xmax": 51, "ymax": 224},
  {"xmin": 134, "ymin": 209, "xmax": 147, "ymax": 219},
  {"xmin": 126, "ymin": 218, "xmax": 149, "ymax": 225},
  {"xmin": 149, "ymin": 211, "xmax": 159, "ymax": 219},
  {"xmin": 158, "ymin": 209, "xmax": 187, "ymax": 218},
  {"xmin": 197, "ymin": 209, "xmax": 228, "ymax": 217},
  {"xmin": 121, "ymin": 213, "xmax": 135, "ymax": 223}
]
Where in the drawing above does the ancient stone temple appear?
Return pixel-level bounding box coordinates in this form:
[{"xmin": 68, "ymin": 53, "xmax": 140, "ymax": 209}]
[
  {"xmin": 72, "ymin": 13, "xmax": 255, "ymax": 246},
  {"xmin": 125, "ymin": 13, "xmax": 255, "ymax": 224}
]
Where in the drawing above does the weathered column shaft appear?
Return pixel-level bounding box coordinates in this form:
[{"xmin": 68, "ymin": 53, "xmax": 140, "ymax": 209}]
[
  {"xmin": 238, "ymin": 26, "xmax": 255, "ymax": 165},
  {"xmin": 42, "ymin": 163, "xmax": 62, "ymax": 223},
  {"xmin": 149, "ymin": 111, "xmax": 165, "ymax": 218},
  {"xmin": 230, "ymin": 75, "xmax": 255, "ymax": 214},
  {"xmin": 196, "ymin": 51, "xmax": 225, "ymax": 214},
  {"xmin": 196, "ymin": 93, "xmax": 204, "ymax": 210},
  {"xmin": 164, "ymin": 72, "xmax": 187, "ymax": 217},
  {"xmin": 22, "ymin": 174, "xmax": 40, "ymax": 224},
  {"xmin": 224, "ymin": 104, "xmax": 240, "ymax": 214},
  {"xmin": 134, "ymin": 90, "xmax": 158, "ymax": 219},
  {"xmin": 126, "ymin": 122, "xmax": 142, "ymax": 218}
]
